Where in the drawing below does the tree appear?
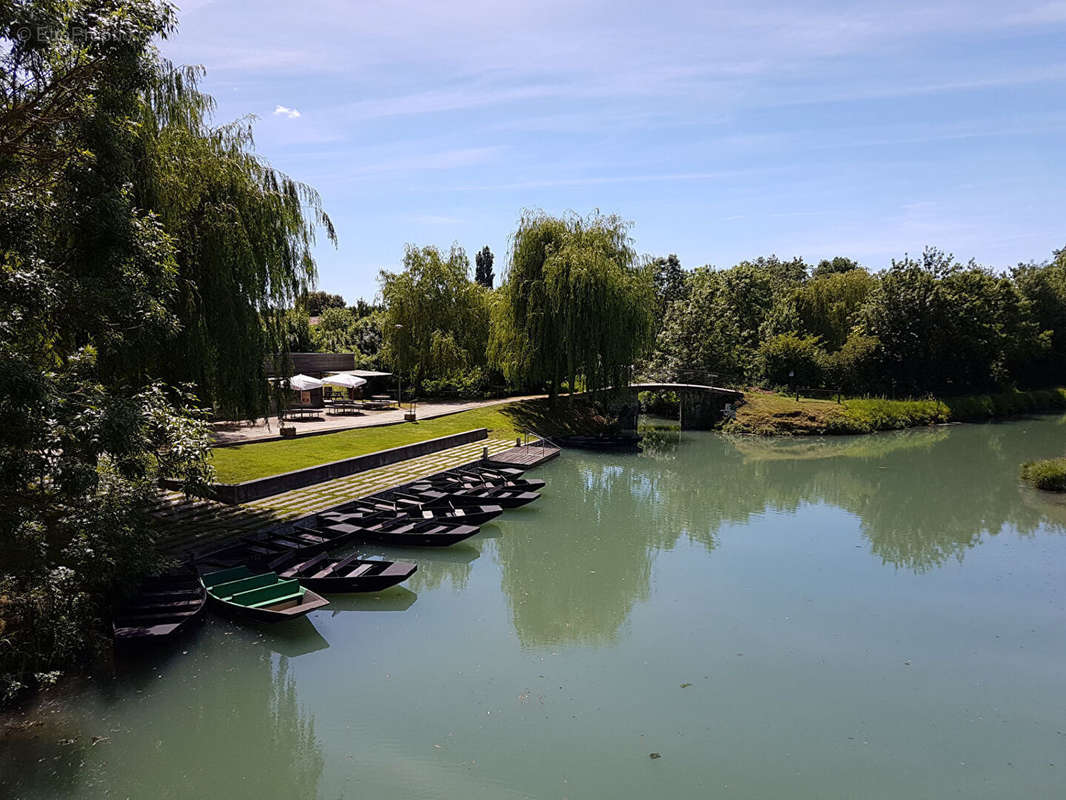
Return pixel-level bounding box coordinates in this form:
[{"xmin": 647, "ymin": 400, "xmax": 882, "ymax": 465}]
[
  {"xmin": 380, "ymin": 245, "xmax": 491, "ymax": 387},
  {"xmin": 653, "ymin": 258, "xmax": 804, "ymax": 384},
  {"xmin": 300, "ymin": 291, "xmax": 347, "ymax": 316},
  {"xmin": 859, "ymin": 248, "xmax": 1040, "ymax": 394},
  {"xmin": 490, "ymin": 211, "xmax": 655, "ymax": 398},
  {"xmin": 757, "ymin": 333, "xmax": 827, "ymax": 387},
  {"xmin": 0, "ymin": 0, "xmax": 332, "ymax": 700},
  {"xmin": 767, "ymin": 268, "xmax": 878, "ymax": 351},
  {"xmin": 475, "ymin": 245, "xmax": 495, "ymax": 288},
  {"xmin": 311, "ymin": 306, "xmax": 358, "ymax": 353},
  {"xmin": 813, "ymin": 256, "xmax": 862, "ymax": 278},
  {"xmin": 133, "ymin": 64, "xmax": 334, "ymax": 419},
  {"xmin": 0, "ymin": 0, "xmax": 213, "ymax": 700},
  {"xmin": 1012, "ymin": 246, "xmax": 1066, "ymax": 383},
  {"xmin": 650, "ymin": 254, "xmax": 688, "ymax": 313}
]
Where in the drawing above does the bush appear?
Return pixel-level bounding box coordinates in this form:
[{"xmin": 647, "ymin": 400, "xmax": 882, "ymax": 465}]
[
  {"xmin": 420, "ymin": 367, "xmax": 492, "ymax": 399},
  {"xmin": 827, "ymin": 334, "xmax": 882, "ymax": 393},
  {"xmin": 757, "ymin": 333, "xmax": 827, "ymax": 388},
  {"xmin": 1021, "ymin": 458, "xmax": 1066, "ymax": 491}
]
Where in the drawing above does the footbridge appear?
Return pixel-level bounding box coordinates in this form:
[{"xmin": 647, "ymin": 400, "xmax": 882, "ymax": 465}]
[{"xmin": 626, "ymin": 382, "xmax": 743, "ymax": 431}]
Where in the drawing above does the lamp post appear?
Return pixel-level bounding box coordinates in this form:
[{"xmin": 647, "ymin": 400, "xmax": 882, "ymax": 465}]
[{"xmin": 394, "ymin": 323, "xmax": 403, "ymax": 411}]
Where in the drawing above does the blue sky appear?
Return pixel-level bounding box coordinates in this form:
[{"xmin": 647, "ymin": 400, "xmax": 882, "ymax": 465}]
[{"xmin": 164, "ymin": 0, "xmax": 1066, "ymax": 302}]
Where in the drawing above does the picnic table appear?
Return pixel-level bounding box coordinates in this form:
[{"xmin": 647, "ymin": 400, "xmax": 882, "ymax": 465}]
[
  {"xmin": 326, "ymin": 399, "xmax": 362, "ymax": 416},
  {"xmin": 281, "ymin": 406, "xmax": 320, "ymax": 421},
  {"xmin": 362, "ymin": 395, "xmax": 397, "ymax": 410}
]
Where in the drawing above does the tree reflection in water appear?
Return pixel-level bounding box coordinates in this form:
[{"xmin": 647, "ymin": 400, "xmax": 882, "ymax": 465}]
[{"xmin": 497, "ymin": 417, "xmax": 1066, "ymax": 647}]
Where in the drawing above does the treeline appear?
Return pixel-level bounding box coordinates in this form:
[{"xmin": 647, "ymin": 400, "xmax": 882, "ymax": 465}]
[
  {"xmin": 320, "ymin": 211, "xmax": 655, "ymax": 399},
  {"xmin": 650, "ymin": 247, "xmax": 1066, "ymax": 396},
  {"xmin": 329, "ymin": 235, "xmax": 1066, "ymax": 403}
]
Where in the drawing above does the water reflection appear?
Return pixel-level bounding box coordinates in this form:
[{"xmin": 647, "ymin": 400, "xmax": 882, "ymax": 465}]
[
  {"xmin": 498, "ymin": 418, "xmax": 1066, "ymax": 648},
  {"xmin": 727, "ymin": 421, "xmax": 1065, "ymax": 572},
  {"xmin": 325, "ymin": 586, "xmax": 418, "ymax": 612},
  {"xmin": 253, "ymin": 617, "xmax": 331, "ymax": 657},
  {"xmin": 0, "ymin": 626, "xmax": 325, "ymax": 799},
  {"xmin": 402, "ymin": 543, "xmax": 480, "ymax": 593}
]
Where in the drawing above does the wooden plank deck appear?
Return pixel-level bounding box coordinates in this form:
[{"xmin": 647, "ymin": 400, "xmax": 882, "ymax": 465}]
[{"xmin": 485, "ymin": 441, "xmax": 561, "ymax": 469}]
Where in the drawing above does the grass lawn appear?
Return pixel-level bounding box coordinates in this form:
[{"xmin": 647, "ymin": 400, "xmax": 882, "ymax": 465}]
[
  {"xmin": 727, "ymin": 387, "xmax": 1066, "ymax": 436},
  {"xmin": 211, "ymin": 405, "xmax": 525, "ymax": 483}
]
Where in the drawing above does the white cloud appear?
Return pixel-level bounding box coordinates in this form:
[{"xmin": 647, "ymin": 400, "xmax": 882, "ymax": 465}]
[{"xmin": 273, "ymin": 105, "xmax": 301, "ymax": 119}]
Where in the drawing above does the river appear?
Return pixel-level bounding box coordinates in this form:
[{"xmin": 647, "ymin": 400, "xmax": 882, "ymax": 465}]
[{"xmin": 3, "ymin": 417, "xmax": 1065, "ymax": 798}]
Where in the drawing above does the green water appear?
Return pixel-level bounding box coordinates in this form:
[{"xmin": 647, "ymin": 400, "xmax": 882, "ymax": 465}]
[{"xmin": 4, "ymin": 418, "xmax": 1066, "ymax": 799}]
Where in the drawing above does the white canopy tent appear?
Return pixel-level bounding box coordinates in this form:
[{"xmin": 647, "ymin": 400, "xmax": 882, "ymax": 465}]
[
  {"xmin": 323, "ymin": 372, "xmax": 368, "ymax": 389},
  {"xmin": 283, "ymin": 373, "xmax": 323, "ymax": 391}
]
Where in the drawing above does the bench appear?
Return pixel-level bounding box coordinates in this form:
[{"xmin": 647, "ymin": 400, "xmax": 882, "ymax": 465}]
[
  {"xmin": 210, "ymin": 572, "xmax": 279, "ymax": 599},
  {"xmin": 201, "ymin": 566, "xmax": 253, "ymax": 589},
  {"xmin": 229, "ymin": 580, "xmax": 304, "ymax": 609}
]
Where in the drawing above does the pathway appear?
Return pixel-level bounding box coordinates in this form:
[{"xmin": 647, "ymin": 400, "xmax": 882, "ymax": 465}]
[{"xmin": 213, "ymin": 394, "xmax": 547, "ymax": 446}]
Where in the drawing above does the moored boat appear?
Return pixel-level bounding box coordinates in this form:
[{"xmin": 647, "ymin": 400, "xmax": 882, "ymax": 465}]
[
  {"xmin": 319, "ymin": 518, "xmax": 480, "ymax": 547},
  {"xmin": 267, "ymin": 551, "xmax": 417, "ymax": 593},
  {"xmin": 200, "ymin": 566, "xmax": 329, "ymax": 622},
  {"xmin": 321, "ymin": 502, "xmax": 504, "ymax": 527},
  {"xmin": 113, "ymin": 571, "xmax": 207, "ymax": 642},
  {"xmin": 404, "ymin": 485, "xmax": 541, "ymax": 509},
  {"xmin": 412, "ymin": 473, "xmax": 546, "ymax": 492}
]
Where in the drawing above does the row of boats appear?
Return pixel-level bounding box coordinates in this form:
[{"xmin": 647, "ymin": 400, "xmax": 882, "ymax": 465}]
[{"xmin": 113, "ymin": 464, "xmax": 543, "ymax": 639}]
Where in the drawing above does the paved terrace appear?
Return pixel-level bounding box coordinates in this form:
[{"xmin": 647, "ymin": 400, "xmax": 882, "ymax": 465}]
[
  {"xmin": 153, "ymin": 437, "xmax": 516, "ymax": 556},
  {"xmin": 213, "ymin": 394, "xmax": 546, "ymax": 446}
]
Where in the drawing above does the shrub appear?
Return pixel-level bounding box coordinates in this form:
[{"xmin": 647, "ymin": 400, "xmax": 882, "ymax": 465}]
[
  {"xmin": 827, "ymin": 334, "xmax": 882, "ymax": 393},
  {"xmin": 1021, "ymin": 458, "xmax": 1066, "ymax": 491},
  {"xmin": 420, "ymin": 367, "xmax": 492, "ymax": 399}
]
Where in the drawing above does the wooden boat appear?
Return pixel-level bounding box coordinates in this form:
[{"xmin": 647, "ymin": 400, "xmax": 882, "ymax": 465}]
[
  {"xmin": 113, "ymin": 571, "xmax": 207, "ymax": 642},
  {"xmin": 402, "ymin": 485, "xmax": 541, "ymax": 509},
  {"xmin": 412, "ymin": 473, "xmax": 546, "ymax": 492},
  {"xmin": 321, "ymin": 502, "xmax": 504, "ymax": 527},
  {"xmin": 457, "ymin": 466, "xmax": 544, "ymax": 486},
  {"xmin": 267, "ymin": 551, "xmax": 417, "ymax": 593},
  {"xmin": 320, "ymin": 518, "xmax": 480, "ymax": 547},
  {"xmin": 200, "ymin": 566, "xmax": 329, "ymax": 622}
]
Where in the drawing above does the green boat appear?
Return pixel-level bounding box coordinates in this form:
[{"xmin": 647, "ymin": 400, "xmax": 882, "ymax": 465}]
[{"xmin": 200, "ymin": 566, "xmax": 329, "ymax": 622}]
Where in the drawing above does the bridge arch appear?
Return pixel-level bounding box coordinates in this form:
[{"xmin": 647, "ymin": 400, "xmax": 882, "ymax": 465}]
[{"xmin": 625, "ymin": 383, "xmax": 743, "ymax": 431}]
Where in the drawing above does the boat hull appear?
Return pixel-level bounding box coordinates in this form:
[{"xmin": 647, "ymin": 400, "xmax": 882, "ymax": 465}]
[{"xmin": 113, "ymin": 573, "xmax": 207, "ymax": 643}]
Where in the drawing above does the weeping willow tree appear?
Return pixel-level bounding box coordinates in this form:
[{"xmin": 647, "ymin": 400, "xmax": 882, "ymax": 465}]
[
  {"xmin": 133, "ymin": 63, "xmax": 335, "ymax": 418},
  {"xmin": 380, "ymin": 244, "xmax": 491, "ymax": 387},
  {"xmin": 490, "ymin": 211, "xmax": 655, "ymax": 399}
]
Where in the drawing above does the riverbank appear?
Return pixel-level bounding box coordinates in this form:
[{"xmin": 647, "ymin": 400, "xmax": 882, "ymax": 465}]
[
  {"xmin": 725, "ymin": 387, "xmax": 1066, "ymax": 435},
  {"xmin": 212, "ymin": 398, "xmax": 613, "ymax": 483}
]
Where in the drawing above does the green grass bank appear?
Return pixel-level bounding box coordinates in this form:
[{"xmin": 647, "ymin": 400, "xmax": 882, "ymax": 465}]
[
  {"xmin": 211, "ymin": 405, "xmax": 526, "ymax": 483},
  {"xmin": 726, "ymin": 387, "xmax": 1066, "ymax": 436},
  {"xmin": 210, "ymin": 397, "xmax": 620, "ymax": 483}
]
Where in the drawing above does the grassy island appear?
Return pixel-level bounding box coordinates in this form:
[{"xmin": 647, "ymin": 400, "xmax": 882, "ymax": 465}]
[{"xmin": 1020, "ymin": 458, "xmax": 1066, "ymax": 491}]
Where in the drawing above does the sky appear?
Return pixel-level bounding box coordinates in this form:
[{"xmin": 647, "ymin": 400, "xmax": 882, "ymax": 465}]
[{"xmin": 162, "ymin": 0, "xmax": 1066, "ymax": 302}]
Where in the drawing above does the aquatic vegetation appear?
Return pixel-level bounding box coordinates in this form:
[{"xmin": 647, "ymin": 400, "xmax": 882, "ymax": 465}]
[{"xmin": 1021, "ymin": 458, "xmax": 1066, "ymax": 491}]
